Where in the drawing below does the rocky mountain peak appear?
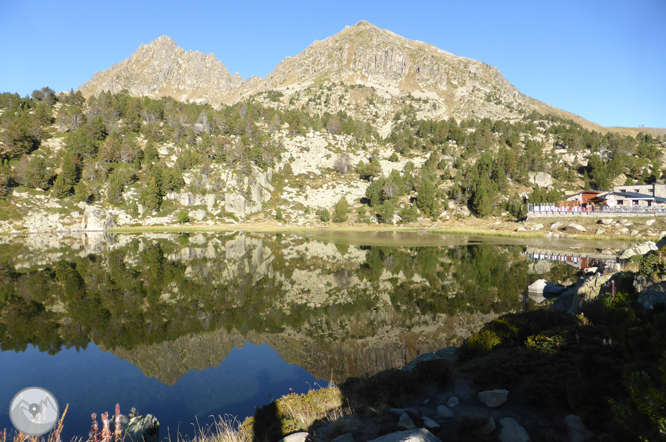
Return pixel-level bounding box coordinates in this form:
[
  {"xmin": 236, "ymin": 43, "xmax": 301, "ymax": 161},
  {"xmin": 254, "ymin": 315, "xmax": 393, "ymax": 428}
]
[{"xmin": 78, "ymin": 35, "xmax": 241, "ymax": 103}]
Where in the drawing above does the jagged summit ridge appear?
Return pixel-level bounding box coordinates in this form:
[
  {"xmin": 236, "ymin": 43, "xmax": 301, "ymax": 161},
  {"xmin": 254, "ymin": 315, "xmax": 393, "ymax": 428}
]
[
  {"xmin": 78, "ymin": 22, "xmax": 588, "ymax": 125},
  {"xmin": 79, "ymin": 35, "xmax": 242, "ymax": 103}
]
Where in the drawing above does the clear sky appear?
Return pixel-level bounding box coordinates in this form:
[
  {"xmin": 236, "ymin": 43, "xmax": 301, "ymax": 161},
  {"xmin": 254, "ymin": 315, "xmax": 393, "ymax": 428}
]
[{"xmin": 1, "ymin": 0, "xmax": 664, "ymax": 128}]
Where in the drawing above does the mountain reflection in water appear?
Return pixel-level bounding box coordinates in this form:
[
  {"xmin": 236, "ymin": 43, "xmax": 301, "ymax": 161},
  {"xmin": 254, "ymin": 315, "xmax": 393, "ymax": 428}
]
[{"xmin": 0, "ymin": 232, "xmax": 619, "ymax": 439}]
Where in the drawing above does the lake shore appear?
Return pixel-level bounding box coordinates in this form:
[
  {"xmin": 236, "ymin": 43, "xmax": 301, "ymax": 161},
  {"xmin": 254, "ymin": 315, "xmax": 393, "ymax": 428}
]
[{"xmin": 104, "ymin": 215, "xmax": 659, "ymax": 244}]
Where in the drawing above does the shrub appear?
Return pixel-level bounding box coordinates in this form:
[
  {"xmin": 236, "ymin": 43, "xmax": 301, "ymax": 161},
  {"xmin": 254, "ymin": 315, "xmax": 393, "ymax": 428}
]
[
  {"xmin": 176, "ymin": 210, "xmax": 189, "ymax": 224},
  {"xmin": 320, "ymin": 208, "xmax": 330, "ymax": 222}
]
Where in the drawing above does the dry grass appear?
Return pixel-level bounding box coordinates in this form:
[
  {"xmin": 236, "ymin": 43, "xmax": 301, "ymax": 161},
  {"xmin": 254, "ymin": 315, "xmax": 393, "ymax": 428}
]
[
  {"xmin": 175, "ymin": 415, "xmax": 250, "ymax": 442},
  {"xmin": 1, "ymin": 404, "xmax": 69, "ymax": 442}
]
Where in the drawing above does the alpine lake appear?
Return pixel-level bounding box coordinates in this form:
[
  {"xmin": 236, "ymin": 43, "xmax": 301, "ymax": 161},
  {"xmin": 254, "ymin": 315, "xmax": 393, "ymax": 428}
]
[{"xmin": 0, "ymin": 230, "xmax": 634, "ymax": 441}]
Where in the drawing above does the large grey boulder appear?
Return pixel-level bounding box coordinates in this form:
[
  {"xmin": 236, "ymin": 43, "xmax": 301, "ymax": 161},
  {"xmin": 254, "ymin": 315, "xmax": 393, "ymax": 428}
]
[
  {"xmin": 619, "ymin": 241, "xmax": 658, "ymax": 260},
  {"xmin": 368, "ymin": 429, "xmax": 441, "ymax": 442},
  {"xmin": 499, "ymin": 418, "xmax": 530, "ymax": 442},
  {"xmin": 566, "ymin": 224, "xmax": 587, "ymax": 233},
  {"xmin": 528, "ymin": 279, "xmax": 566, "ymax": 296},
  {"xmin": 477, "ymin": 389, "xmax": 509, "ymax": 408}
]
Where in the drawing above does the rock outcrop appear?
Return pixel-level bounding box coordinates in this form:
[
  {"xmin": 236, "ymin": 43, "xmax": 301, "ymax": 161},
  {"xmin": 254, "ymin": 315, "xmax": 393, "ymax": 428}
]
[{"xmin": 81, "ymin": 206, "xmax": 116, "ymax": 231}]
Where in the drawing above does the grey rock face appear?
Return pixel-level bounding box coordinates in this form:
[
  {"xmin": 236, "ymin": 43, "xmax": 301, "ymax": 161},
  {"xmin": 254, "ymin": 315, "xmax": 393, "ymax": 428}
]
[
  {"xmin": 81, "ymin": 206, "xmax": 116, "ymax": 231},
  {"xmin": 528, "ymin": 172, "xmax": 553, "ymax": 188}
]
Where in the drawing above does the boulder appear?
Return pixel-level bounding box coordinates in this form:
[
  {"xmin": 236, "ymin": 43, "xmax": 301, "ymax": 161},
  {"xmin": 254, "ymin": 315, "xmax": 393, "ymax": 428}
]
[
  {"xmin": 436, "ymin": 405, "xmax": 454, "ymax": 418},
  {"xmin": 619, "ymin": 241, "xmax": 658, "ymax": 260},
  {"xmin": 398, "ymin": 413, "xmax": 416, "ymax": 430},
  {"xmin": 528, "ymin": 172, "xmax": 553, "ymax": 188},
  {"xmin": 368, "ymin": 429, "xmax": 441, "ymax": 442},
  {"xmin": 646, "ymin": 219, "xmax": 656, "ymax": 227},
  {"xmin": 599, "ymin": 218, "xmax": 613, "ymax": 225},
  {"xmin": 596, "ymin": 229, "xmax": 605, "ymax": 235},
  {"xmin": 279, "ymin": 432, "xmax": 308, "ymax": 442},
  {"xmin": 446, "ymin": 397, "xmax": 459, "ymax": 408},
  {"xmin": 530, "ymin": 224, "xmax": 544, "ymax": 231},
  {"xmin": 528, "ymin": 279, "xmax": 566, "ymax": 296},
  {"xmin": 477, "ymin": 389, "xmax": 509, "ymax": 408},
  {"xmin": 550, "ymin": 222, "xmax": 563, "ymax": 230},
  {"xmin": 421, "ymin": 417, "xmax": 439, "ymax": 429},
  {"xmin": 566, "ymin": 224, "xmax": 587, "ymax": 233},
  {"xmin": 564, "ymin": 415, "xmax": 592, "ymax": 442},
  {"xmin": 110, "ymin": 414, "xmax": 160, "ymax": 442},
  {"xmin": 499, "ymin": 418, "xmax": 530, "ymax": 442},
  {"xmin": 516, "ymin": 227, "xmax": 527, "ymax": 232}
]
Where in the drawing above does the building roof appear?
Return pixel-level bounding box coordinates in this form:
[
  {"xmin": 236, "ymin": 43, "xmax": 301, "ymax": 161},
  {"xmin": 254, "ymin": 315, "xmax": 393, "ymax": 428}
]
[{"xmin": 595, "ymin": 191, "xmax": 666, "ymax": 204}]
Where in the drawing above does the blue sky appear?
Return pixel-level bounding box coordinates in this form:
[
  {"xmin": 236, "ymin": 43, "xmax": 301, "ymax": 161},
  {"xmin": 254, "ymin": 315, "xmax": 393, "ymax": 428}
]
[{"xmin": 1, "ymin": 0, "xmax": 664, "ymax": 128}]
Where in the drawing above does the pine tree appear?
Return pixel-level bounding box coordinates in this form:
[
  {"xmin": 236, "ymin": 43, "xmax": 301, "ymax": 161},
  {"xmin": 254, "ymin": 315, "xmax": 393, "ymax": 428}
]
[
  {"xmin": 52, "ymin": 174, "xmax": 70, "ymax": 199},
  {"xmin": 74, "ymin": 180, "xmax": 89, "ymax": 203},
  {"xmin": 142, "ymin": 177, "xmax": 162, "ymax": 212},
  {"xmin": 60, "ymin": 153, "xmax": 78, "ymax": 187},
  {"xmin": 332, "ymin": 196, "xmax": 349, "ymax": 223},
  {"xmin": 417, "ymin": 177, "xmax": 439, "ymax": 218}
]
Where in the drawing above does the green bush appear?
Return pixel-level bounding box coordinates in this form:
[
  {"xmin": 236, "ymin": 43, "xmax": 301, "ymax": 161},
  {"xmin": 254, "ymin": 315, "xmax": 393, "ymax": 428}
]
[
  {"xmin": 320, "ymin": 208, "xmax": 330, "ymax": 222},
  {"xmin": 176, "ymin": 210, "xmax": 189, "ymax": 224}
]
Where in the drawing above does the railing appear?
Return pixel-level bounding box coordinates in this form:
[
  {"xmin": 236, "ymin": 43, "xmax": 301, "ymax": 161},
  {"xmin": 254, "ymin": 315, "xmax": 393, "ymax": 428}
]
[{"xmin": 527, "ymin": 203, "xmax": 666, "ymax": 215}]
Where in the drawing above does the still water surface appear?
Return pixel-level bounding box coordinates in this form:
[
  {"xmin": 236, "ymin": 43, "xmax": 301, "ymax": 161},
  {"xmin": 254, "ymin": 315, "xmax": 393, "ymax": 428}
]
[{"xmin": 0, "ymin": 231, "xmax": 630, "ymax": 440}]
